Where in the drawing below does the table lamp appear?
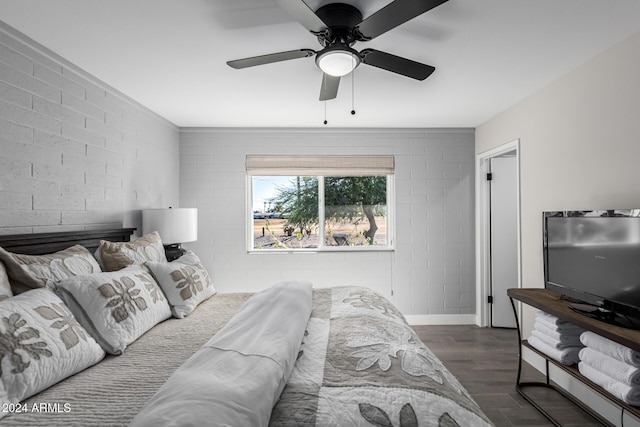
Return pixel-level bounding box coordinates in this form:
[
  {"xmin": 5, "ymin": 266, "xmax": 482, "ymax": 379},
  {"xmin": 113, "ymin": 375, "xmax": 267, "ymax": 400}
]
[{"xmin": 142, "ymin": 207, "xmax": 198, "ymax": 261}]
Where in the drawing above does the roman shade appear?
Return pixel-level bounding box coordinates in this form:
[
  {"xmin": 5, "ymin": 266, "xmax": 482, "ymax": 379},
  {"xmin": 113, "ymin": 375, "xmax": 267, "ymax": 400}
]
[{"xmin": 246, "ymin": 155, "xmax": 394, "ymax": 176}]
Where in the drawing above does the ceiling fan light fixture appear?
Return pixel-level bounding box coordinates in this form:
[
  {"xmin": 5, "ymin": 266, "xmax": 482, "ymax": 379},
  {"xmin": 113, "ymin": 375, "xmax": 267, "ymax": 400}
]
[{"xmin": 316, "ymin": 44, "xmax": 360, "ymax": 77}]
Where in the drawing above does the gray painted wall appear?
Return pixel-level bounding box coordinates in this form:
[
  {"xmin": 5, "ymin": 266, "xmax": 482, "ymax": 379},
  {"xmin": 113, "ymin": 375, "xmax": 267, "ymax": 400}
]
[
  {"xmin": 0, "ymin": 23, "xmax": 179, "ymax": 235},
  {"xmin": 179, "ymin": 128, "xmax": 475, "ymax": 320}
]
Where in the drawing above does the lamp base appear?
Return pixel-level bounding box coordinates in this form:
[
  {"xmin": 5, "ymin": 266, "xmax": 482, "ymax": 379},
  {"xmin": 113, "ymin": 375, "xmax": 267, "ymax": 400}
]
[{"xmin": 163, "ymin": 243, "xmax": 186, "ymax": 262}]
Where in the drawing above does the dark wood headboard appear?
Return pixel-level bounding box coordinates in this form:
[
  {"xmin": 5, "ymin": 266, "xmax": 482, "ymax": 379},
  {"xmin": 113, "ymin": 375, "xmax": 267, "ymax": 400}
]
[{"xmin": 0, "ymin": 228, "xmax": 136, "ymax": 255}]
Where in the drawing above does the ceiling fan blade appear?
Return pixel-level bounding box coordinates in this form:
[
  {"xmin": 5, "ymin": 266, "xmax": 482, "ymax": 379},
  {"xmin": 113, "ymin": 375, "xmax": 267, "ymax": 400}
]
[
  {"xmin": 356, "ymin": 0, "xmax": 449, "ymax": 40},
  {"xmin": 227, "ymin": 49, "xmax": 315, "ymax": 69},
  {"xmin": 319, "ymin": 74, "xmax": 340, "ymax": 101},
  {"xmin": 360, "ymin": 49, "xmax": 435, "ymax": 80},
  {"xmin": 274, "ymin": 0, "xmax": 327, "ymax": 33}
]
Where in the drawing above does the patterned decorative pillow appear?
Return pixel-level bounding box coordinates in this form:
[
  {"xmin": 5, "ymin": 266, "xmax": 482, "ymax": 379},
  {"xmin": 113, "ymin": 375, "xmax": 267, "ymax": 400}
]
[
  {"xmin": 55, "ymin": 267, "xmax": 171, "ymax": 355},
  {"xmin": 0, "ymin": 261, "xmax": 11, "ymax": 301},
  {"xmin": 0, "ymin": 288, "xmax": 105, "ymax": 417},
  {"xmin": 146, "ymin": 251, "xmax": 216, "ymax": 318},
  {"xmin": 0, "ymin": 245, "xmax": 102, "ymax": 295},
  {"xmin": 98, "ymin": 231, "xmax": 167, "ymax": 272}
]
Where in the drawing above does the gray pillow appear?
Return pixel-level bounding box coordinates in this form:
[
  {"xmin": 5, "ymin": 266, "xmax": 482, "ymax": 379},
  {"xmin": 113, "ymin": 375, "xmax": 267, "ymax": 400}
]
[
  {"xmin": 0, "ymin": 245, "xmax": 101, "ymax": 294},
  {"xmin": 98, "ymin": 232, "xmax": 166, "ymax": 272},
  {"xmin": 0, "ymin": 261, "xmax": 11, "ymax": 301}
]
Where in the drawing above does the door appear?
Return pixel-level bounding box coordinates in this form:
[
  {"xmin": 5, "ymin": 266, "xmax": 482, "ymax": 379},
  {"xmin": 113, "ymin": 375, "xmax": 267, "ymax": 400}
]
[{"xmin": 489, "ymin": 155, "xmax": 518, "ymax": 328}]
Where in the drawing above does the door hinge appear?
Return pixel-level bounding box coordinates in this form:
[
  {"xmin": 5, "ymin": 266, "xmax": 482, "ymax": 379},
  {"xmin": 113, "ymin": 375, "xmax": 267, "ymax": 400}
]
[
  {"xmin": 486, "ymin": 173, "xmax": 493, "ymax": 181},
  {"xmin": 488, "ymin": 295, "xmax": 494, "ymax": 304}
]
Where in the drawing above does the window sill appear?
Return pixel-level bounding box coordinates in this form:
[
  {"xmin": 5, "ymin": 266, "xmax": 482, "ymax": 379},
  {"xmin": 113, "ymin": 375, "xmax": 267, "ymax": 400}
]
[{"xmin": 247, "ymin": 247, "xmax": 395, "ymax": 254}]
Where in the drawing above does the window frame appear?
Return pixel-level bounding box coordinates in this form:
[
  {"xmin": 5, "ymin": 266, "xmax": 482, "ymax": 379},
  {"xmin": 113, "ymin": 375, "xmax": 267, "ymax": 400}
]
[{"xmin": 246, "ymin": 173, "xmax": 395, "ymax": 253}]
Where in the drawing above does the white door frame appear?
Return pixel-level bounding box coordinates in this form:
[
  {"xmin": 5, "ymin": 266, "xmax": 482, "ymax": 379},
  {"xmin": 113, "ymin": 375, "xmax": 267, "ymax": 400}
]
[{"xmin": 475, "ymin": 139, "xmax": 522, "ymax": 327}]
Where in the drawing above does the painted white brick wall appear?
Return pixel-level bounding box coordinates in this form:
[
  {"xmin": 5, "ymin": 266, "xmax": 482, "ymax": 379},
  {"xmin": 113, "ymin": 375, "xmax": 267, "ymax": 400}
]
[
  {"xmin": 180, "ymin": 128, "xmax": 475, "ymax": 319},
  {"xmin": 0, "ymin": 23, "xmax": 179, "ymax": 235}
]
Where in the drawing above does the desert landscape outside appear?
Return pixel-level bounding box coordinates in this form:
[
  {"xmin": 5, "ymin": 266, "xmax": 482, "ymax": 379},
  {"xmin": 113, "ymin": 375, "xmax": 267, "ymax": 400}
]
[{"xmin": 253, "ymin": 217, "xmax": 388, "ymax": 249}]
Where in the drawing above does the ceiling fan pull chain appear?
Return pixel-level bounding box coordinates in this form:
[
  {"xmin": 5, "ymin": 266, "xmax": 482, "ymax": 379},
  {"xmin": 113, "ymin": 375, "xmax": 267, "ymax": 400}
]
[
  {"xmin": 351, "ymin": 54, "xmax": 356, "ymax": 116},
  {"xmin": 323, "ymin": 100, "xmax": 328, "ymax": 125},
  {"xmin": 323, "ymin": 73, "xmax": 328, "ymax": 125}
]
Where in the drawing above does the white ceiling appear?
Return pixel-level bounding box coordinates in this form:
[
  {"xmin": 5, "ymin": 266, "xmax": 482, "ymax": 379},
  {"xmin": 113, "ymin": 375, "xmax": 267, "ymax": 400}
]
[{"xmin": 1, "ymin": 0, "xmax": 640, "ymax": 128}]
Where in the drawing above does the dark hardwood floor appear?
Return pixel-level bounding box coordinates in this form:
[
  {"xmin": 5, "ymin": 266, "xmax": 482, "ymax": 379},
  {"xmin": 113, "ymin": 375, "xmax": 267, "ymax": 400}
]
[{"xmin": 413, "ymin": 325, "xmax": 601, "ymax": 426}]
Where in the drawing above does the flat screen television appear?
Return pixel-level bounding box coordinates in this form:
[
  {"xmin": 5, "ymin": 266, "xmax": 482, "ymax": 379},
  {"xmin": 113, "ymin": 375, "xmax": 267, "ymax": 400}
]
[{"xmin": 543, "ymin": 209, "xmax": 640, "ymax": 329}]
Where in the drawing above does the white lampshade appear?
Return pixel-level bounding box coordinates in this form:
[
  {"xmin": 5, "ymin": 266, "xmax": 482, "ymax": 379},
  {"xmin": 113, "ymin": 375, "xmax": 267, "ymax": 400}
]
[
  {"xmin": 142, "ymin": 208, "xmax": 198, "ymax": 245},
  {"xmin": 316, "ymin": 44, "xmax": 360, "ymax": 77}
]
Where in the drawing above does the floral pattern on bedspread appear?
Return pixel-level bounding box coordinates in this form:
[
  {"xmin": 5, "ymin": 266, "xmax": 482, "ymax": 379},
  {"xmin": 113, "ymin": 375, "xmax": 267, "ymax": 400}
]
[{"xmin": 270, "ymin": 286, "xmax": 493, "ymax": 427}]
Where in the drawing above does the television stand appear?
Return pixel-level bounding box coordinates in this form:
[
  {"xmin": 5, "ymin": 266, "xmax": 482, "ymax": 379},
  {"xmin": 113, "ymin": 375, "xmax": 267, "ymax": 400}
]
[{"xmin": 508, "ymin": 288, "xmax": 640, "ymax": 427}]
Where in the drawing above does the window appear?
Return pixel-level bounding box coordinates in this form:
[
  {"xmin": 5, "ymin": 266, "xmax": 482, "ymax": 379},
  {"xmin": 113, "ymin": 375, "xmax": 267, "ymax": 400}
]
[{"xmin": 247, "ymin": 155, "xmax": 394, "ymax": 251}]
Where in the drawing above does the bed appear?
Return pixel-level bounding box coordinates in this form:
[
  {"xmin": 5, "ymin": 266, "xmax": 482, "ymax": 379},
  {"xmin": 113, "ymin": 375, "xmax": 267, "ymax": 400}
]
[{"xmin": 0, "ymin": 228, "xmax": 493, "ymax": 426}]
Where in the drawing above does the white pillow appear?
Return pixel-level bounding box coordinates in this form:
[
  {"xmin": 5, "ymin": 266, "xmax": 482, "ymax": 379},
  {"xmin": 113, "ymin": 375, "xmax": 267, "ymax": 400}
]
[
  {"xmin": 146, "ymin": 251, "xmax": 216, "ymax": 318},
  {"xmin": 0, "ymin": 288, "xmax": 105, "ymax": 417},
  {"xmin": 55, "ymin": 267, "xmax": 171, "ymax": 355}
]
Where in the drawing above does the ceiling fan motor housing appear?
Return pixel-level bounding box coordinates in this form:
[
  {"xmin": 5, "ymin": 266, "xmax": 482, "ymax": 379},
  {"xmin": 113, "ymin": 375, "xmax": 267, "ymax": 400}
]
[{"xmin": 315, "ymin": 3, "xmax": 363, "ymax": 46}]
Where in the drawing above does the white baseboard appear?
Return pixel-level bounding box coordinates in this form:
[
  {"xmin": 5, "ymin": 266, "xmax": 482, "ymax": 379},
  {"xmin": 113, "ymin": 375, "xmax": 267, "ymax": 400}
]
[{"xmin": 406, "ymin": 314, "xmax": 478, "ymax": 326}]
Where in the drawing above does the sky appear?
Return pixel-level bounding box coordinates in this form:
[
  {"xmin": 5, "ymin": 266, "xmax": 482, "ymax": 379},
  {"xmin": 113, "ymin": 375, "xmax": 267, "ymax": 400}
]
[{"xmin": 251, "ymin": 176, "xmax": 295, "ymax": 212}]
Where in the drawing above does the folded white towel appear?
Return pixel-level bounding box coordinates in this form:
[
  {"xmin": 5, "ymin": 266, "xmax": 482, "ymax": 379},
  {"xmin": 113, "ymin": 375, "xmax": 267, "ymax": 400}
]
[
  {"xmin": 580, "ymin": 331, "xmax": 640, "ymax": 367},
  {"xmin": 531, "ymin": 329, "xmax": 583, "ymax": 350},
  {"xmin": 579, "ymin": 347, "xmax": 640, "ymax": 386},
  {"xmin": 579, "ymin": 362, "xmax": 640, "ymax": 405},
  {"xmin": 528, "ymin": 335, "xmax": 581, "ymax": 365},
  {"xmin": 536, "ymin": 310, "xmax": 572, "ymax": 327},
  {"xmin": 533, "ymin": 321, "xmax": 584, "ymax": 342},
  {"xmin": 535, "ymin": 312, "xmax": 586, "ymax": 334}
]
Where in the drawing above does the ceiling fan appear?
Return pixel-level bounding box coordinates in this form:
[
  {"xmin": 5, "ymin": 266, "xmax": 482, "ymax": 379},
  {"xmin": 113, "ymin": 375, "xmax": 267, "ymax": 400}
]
[{"xmin": 227, "ymin": 0, "xmax": 449, "ymax": 101}]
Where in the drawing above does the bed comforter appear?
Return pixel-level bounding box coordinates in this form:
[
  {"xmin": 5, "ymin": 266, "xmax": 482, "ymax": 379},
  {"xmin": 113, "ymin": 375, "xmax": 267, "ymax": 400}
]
[
  {"xmin": 269, "ymin": 286, "xmax": 493, "ymax": 426},
  {"xmin": 2, "ymin": 284, "xmax": 493, "ymax": 426},
  {"xmin": 135, "ymin": 283, "xmax": 492, "ymax": 426}
]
